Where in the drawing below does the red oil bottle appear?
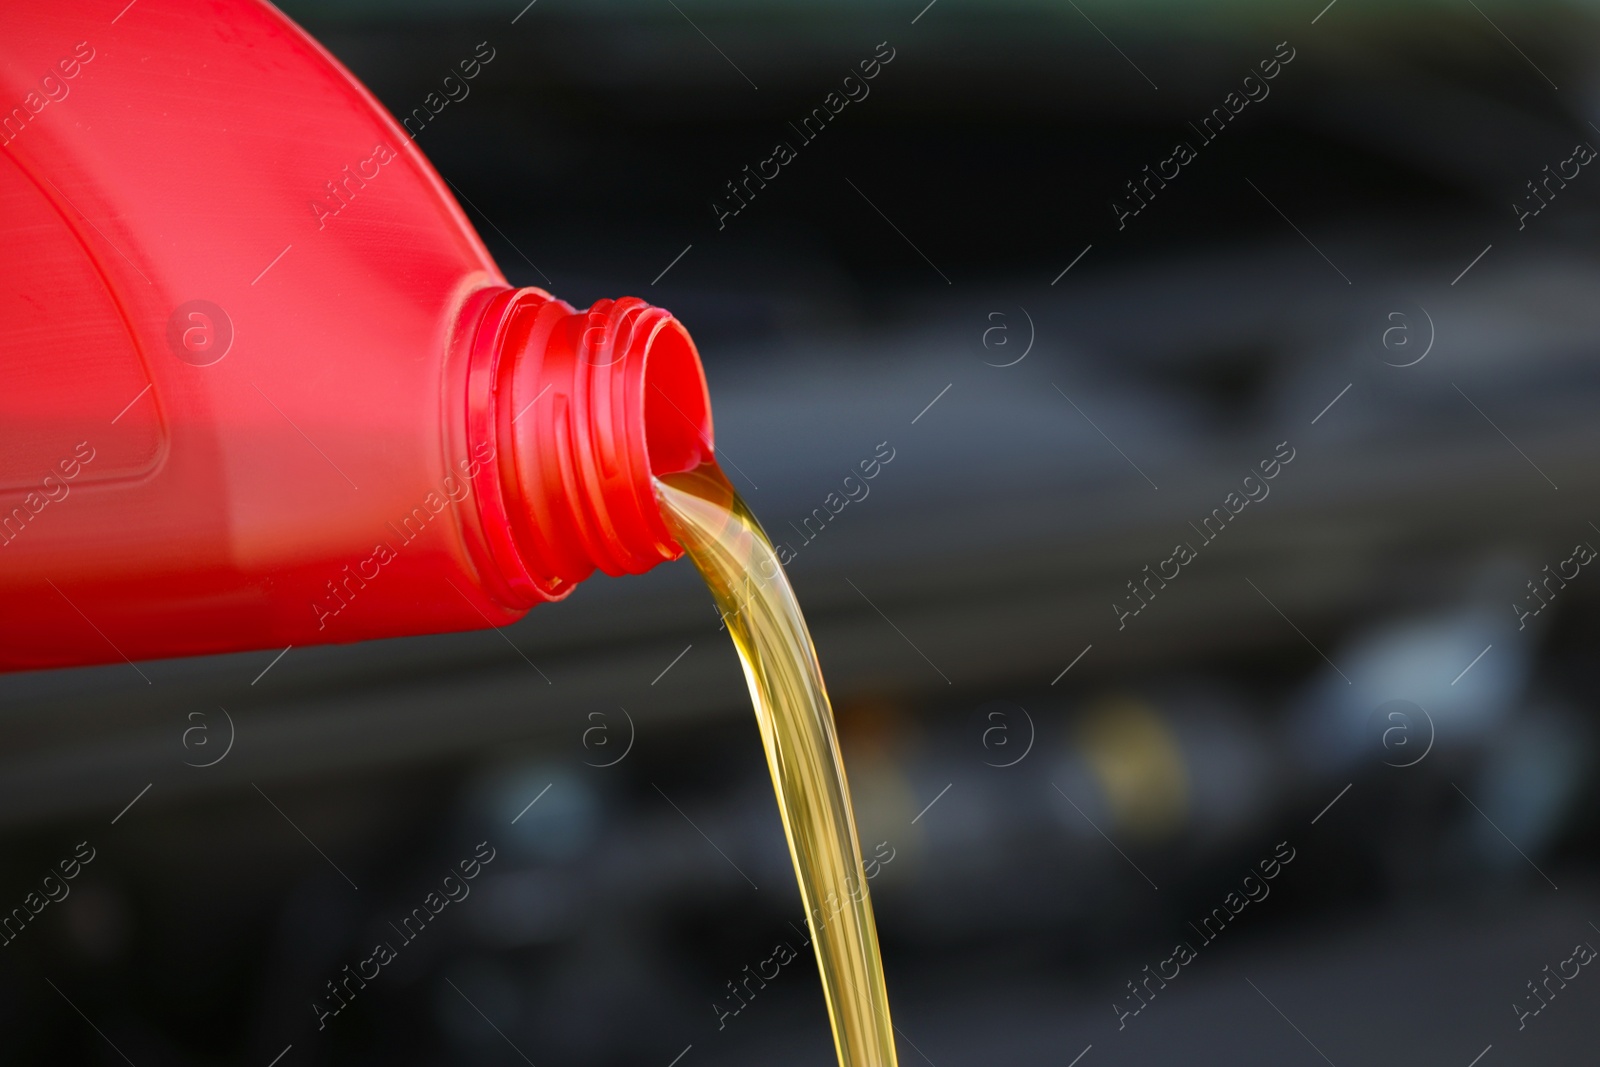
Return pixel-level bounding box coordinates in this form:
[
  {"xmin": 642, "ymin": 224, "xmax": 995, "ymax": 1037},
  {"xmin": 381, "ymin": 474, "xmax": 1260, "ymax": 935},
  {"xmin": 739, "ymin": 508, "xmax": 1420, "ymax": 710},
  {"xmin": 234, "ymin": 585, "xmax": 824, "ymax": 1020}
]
[{"xmin": 0, "ymin": 0, "xmax": 714, "ymax": 672}]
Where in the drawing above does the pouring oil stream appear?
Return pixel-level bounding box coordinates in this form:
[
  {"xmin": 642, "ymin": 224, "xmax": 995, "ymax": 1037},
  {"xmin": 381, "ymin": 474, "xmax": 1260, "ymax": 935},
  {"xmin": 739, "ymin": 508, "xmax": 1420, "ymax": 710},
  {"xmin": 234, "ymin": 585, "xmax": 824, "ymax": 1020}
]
[{"xmin": 655, "ymin": 461, "xmax": 899, "ymax": 1067}]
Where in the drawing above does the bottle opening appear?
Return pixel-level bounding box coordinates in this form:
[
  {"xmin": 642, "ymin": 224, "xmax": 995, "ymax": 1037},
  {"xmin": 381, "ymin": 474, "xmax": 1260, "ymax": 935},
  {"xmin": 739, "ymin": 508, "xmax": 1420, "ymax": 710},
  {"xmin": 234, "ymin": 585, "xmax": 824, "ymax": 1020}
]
[{"xmin": 464, "ymin": 287, "xmax": 715, "ymax": 606}]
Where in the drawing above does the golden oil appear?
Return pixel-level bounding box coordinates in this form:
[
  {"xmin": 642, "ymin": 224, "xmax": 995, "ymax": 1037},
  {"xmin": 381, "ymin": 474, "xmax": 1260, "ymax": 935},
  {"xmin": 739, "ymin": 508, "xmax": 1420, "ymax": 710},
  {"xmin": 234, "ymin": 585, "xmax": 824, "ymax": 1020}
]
[{"xmin": 656, "ymin": 461, "xmax": 898, "ymax": 1067}]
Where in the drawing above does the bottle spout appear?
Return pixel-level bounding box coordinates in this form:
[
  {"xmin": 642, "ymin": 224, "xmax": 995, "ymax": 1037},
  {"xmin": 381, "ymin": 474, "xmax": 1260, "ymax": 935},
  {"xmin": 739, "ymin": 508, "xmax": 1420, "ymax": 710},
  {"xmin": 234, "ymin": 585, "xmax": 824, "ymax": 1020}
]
[{"xmin": 465, "ymin": 287, "xmax": 714, "ymax": 605}]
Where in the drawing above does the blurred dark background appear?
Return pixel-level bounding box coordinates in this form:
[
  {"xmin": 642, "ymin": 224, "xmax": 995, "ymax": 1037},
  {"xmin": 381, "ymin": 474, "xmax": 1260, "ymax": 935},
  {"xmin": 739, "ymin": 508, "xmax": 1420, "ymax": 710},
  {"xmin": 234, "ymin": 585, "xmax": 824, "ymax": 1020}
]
[{"xmin": 6, "ymin": 0, "xmax": 1600, "ymax": 1063}]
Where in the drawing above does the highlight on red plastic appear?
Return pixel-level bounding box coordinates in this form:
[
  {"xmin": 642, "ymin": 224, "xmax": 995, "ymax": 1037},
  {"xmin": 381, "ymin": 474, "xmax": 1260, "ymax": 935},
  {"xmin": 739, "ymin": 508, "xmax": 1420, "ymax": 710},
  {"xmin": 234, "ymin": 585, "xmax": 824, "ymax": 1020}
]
[{"xmin": 0, "ymin": 0, "xmax": 713, "ymax": 672}]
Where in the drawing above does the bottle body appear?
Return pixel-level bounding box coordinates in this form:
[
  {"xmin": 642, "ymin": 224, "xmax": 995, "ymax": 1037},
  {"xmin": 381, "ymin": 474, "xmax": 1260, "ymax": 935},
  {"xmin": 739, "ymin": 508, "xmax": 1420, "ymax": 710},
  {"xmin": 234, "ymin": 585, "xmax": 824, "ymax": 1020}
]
[{"xmin": 0, "ymin": 1, "xmax": 711, "ymax": 671}]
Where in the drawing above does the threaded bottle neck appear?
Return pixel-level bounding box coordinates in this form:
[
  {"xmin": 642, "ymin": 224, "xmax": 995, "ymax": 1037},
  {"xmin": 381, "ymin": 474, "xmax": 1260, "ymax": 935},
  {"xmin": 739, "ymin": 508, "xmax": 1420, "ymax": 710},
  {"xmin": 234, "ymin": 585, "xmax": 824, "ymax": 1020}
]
[{"xmin": 465, "ymin": 287, "xmax": 714, "ymax": 606}]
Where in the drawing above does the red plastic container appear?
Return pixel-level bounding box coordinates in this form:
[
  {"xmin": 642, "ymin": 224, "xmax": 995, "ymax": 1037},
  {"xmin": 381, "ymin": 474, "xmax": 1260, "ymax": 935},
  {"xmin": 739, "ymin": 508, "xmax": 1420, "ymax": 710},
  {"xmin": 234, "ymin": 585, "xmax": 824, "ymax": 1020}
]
[{"xmin": 0, "ymin": 0, "xmax": 714, "ymax": 673}]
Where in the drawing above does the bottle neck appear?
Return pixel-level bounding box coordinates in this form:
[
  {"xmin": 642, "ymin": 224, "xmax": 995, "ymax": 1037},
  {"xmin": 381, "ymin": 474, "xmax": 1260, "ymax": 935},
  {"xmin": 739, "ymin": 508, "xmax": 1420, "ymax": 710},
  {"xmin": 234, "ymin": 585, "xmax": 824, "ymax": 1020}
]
[{"xmin": 464, "ymin": 286, "xmax": 714, "ymax": 606}]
